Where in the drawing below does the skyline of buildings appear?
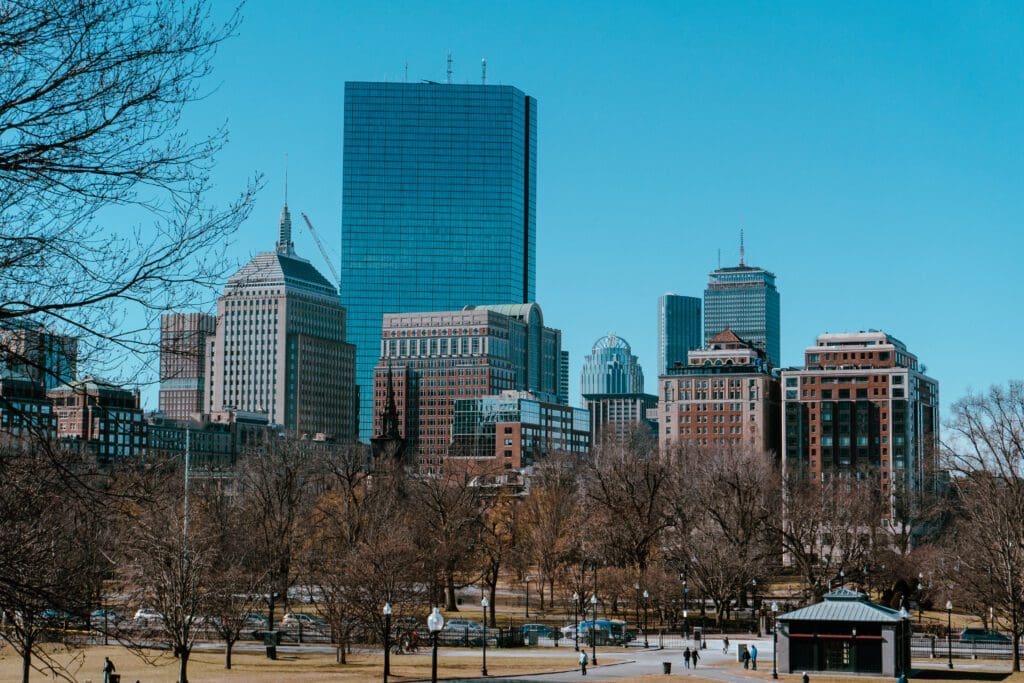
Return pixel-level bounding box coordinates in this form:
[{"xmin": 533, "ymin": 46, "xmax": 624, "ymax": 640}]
[
  {"xmin": 341, "ymin": 81, "xmax": 538, "ymax": 440},
  {"xmin": 371, "ymin": 302, "xmax": 561, "ymax": 473}
]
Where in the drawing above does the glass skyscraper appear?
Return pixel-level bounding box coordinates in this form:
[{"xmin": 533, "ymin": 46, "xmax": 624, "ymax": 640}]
[
  {"xmin": 580, "ymin": 334, "xmax": 645, "ymax": 396},
  {"xmin": 341, "ymin": 81, "xmax": 537, "ymax": 438},
  {"xmin": 657, "ymin": 294, "xmax": 701, "ymax": 374},
  {"xmin": 703, "ymin": 264, "xmax": 781, "ymax": 367}
]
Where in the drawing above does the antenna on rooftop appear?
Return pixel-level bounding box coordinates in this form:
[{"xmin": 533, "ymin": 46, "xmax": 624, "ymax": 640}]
[
  {"xmin": 739, "ymin": 228, "xmax": 745, "ymax": 266},
  {"xmin": 717, "ymin": 248, "xmax": 721, "ymax": 269},
  {"xmin": 481, "ymin": 58, "xmax": 487, "ymax": 84},
  {"xmin": 284, "ymin": 153, "xmax": 288, "ymax": 206},
  {"xmin": 446, "ymin": 51, "xmax": 453, "ymax": 84}
]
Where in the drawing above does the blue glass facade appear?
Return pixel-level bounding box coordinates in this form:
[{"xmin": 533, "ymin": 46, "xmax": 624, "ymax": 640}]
[
  {"xmin": 341, "ymin": 82, "xmax": 537, "ymax": 438},
  {"xmin": 579, "ymin": 334, "xmax": 645, "ymax": 397},
  {"xmin": 703, "ymin": 265, "xmax": 780, "ymax": 367},
  {"xmin": 657, "ymin": 294, "xmax": 701, "ymax": 374}
]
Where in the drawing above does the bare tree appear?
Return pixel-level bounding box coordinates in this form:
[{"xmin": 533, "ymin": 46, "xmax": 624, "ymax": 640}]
[
  {"xmin": 118, "ymin": 461, "xmax": 213, "ymax": 683},
  {"xmin": 235, "ymin": 435, "xmax": 322, "ymax": 630},
  {"xmin": 582, "ymin": 432, "xmax": 673, "ymax": 578},
  {"xmin": 410, "ymin": 470, "xmax": 484, "ymax": 611},
  {"xmin": 943, "ymin": 382, "xmax": 1024, "ymax": 671},
  {"xmin": 522, "ymin": 452, "xmax": 582, "ymax": 612},
  {"xmin": 0, "ymin": 0, "xmax": 256, "ymax": 383},
  {"xmin": 0, "ymin": 439, "xmax": 108, "ymax": 683},
  {"xmin": 775, "ymin": 473, "xmax": 880, "ymax": 601}
]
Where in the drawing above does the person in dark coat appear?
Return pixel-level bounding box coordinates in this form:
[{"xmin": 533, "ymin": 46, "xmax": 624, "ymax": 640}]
[
  {"xmin": 102, "ymin": 657, "xmax": 116, "ymax": 683},
  {"xmin": 683, "ymin": 647, "xmax": 691, "ymax": 668},
  {"xmin": 691, "ymin": 647, "xmax": 700, "ymax": 668}
]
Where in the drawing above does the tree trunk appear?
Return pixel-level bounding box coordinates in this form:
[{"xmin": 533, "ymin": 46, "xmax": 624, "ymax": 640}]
[
  {"xmin": 489, "ymin": 582, "xmax": 497, "ymax": 627},
  {"xmin": 340, "ymin": 635, "xmax": 348, "ymax": 664},
  {"xmin": 21, "ymin": 642, "xmax": 31, "ymax": 683},
  {"xmin": 336, "ymin": 645, "xmax": 343, "ymax": 663},
  {"xmin": 225, "ymin": 639, "xmax": 233, "ymax": 669},
  {"xmin": 445, "ymin": 571, "xmax": 458, "ymax": 611},
  {"xmin": 1013, "ymin": 607, "xmax": 1020, "ymax": 672},
  {"xmin": 539, "ymin": 576, "xmax": 545, "ymax": 610},
  {"xmin": 178, "ymin": 646, "xmax": 191, "ymax": 683}
]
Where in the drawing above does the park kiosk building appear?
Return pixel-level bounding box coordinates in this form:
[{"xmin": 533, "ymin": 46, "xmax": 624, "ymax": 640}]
[{"xmin": 776, "ymin": 588, "xmax": 912, "ymax": 677}]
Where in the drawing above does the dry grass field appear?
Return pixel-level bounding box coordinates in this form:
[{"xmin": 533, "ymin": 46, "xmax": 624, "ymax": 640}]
[{"xmin": 0, "ymin": 644, "xmax": 598, "ymax": 682}]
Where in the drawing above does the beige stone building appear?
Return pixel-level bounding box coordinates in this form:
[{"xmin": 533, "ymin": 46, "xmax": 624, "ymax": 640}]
[{"xmin": 204, "ymin": 204, "xmax": 357, "ymax": 441}]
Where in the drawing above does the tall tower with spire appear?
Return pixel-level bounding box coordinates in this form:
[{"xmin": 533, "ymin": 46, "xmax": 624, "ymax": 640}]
[
  {"xmin": 204, "ymin": 201, "xmax": 357, "ymax": 440},
  {"xmin": 703, "ymin": 232, "xmax": 780, "ymax": 367}
]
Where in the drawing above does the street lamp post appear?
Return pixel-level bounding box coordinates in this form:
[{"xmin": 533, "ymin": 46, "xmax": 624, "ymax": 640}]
[
  {"xmin": 899, "ymin": 606, "xmax": 910, "ymax": 677},
  {"xmin": 946, "ymin": 600, "xmax": 953, "ymax": 669},
  {"xmin": 633, "ymin": 583, "xmax": 641, "ymax": 641},
  {"xmin": 481, "ymin": 596, "xmax": 489, "ymax": 676},
  {"xmin": 428, "ymin": 607, "xmax": 444, "ymax": 683},
  {"xmin": 752, "ymin": 579, "xmax": 759, "ymax": 636},
  {"xmin": 918, "ymin": 572, "xmax": 925, "ymax": 623},
  {"xmin": 683, "ymin": 609, "xmax": 688, "ymax": 642},
  {"xmin": 771, "ymin": 601, "xmax": 779, "ymax": 679},
  {"xmin": 383, "ymin": 602, "xmax": 392, "ymax": 683},
  {"xmin": 643, "ymin": 590, "xmax": 650, "ymax": 648},
  {"xmin": 572, "ymin": 592, "xmax": 580, "ymax": 651},
  {"xmin": 590, "ymin": 594, "xmax": 598, "ymax": 665},
  {"xmin": 524, "ymin": 576, "xmax": 531, "ymax": 619}
]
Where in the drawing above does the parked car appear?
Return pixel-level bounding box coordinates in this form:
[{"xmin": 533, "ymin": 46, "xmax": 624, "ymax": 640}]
[
  {"xmin": 281, "ymin": 612, "xmax": 327, "ymax": 631},
  {"xmin": 134, "ymin": 608, "xmax": 163, "ymax": 626},
  {"xmin": 445, "ymin": 618, "xmax": 483, "ymax": 632},
  {"xmin": 90, "ymin": 609, "xmax": 123, "ymax": 629},
  {"xmin": 959, "ymin": 628, "xmax": 1011, "ymax": 643},
  {"xmin": 241, "ymin": 612, "xmax": 269, "ymax": 629},
  {"xmin": 560, "ymin": 623, "xmax": 578, "ymax": 638},
  {"xmin": 521, "ymin": 623, "xmax": 555, "ymax": 638}
]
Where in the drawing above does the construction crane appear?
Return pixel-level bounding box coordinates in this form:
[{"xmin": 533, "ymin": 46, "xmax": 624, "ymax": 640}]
[{"xmin": 299, "ymin": 211, "xmax": 340, "ymax": 286}]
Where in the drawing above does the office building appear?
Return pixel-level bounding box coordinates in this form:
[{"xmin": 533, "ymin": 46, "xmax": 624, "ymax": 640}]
[
  {"xmin": 559, "ymin": 350, "xmax": 570, "ymax": 405},
  {"xmin": 205, "ymin": 203, "xmax": 357, "ymax": 441},
  {"xmin": 342, "ymin": 81, "xmax": 537, "ymax": 439},
  {"xmin": 580, "ymin": 334, "xmax": 645, "ymax": 396},
  {"xmin": 371, "ymin": 303, "xmax": 561, "ymax": 473},
  {"xmin": 580, "ymin": 334, "xmax": 655, "ymax": 442},
  {"xmin": 584, "ymin": 393, "xmax": 657, "ymax": 445},
  {"xmin": 704, "ymin": 246, "xmax": 780, "ymax": 367},
  {"xmin": 0, "ymin": 369, "xmax": 56, "ymax": 439},
  {"xmin": 159, "ymin": 312, "xmax": 216, "ymax": 420},
  {"xmin": 450, "ymin": 390, "xmax": 590, "ymax": 474},
  {"xmin": 49, "ymin": 376, "xmax": 146, "ymax": 460},
  {"xmin": 657, "ymin": 329, "xmax": 780, "ymax": 455},
  {"xmin": 657, "ymin": 294, "xmax": 701, "ymax": 374},
  {"xmin": 146, "ymin": 409, "xmax": 273, "ymax": 470},
  {"xmin": 780, "ymin": 331, "xmax": 939, "ymax": 517},
  {"xmin": 0, "ymin": 323, "xmax": 77, "ymax": 391}
]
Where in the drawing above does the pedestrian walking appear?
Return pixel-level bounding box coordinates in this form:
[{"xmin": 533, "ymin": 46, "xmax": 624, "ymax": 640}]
[
  {"xmin": 683, "ymin": 647, "xmax": 691, "ymax": 668},
  {"xmin": 742, "ymin": 647, "xmax": 751, "ymax": 669},
  {"xmin": 102, "ymin": 657, "xmax": 116, "ymax": 683},
  {"xmin": 751, "ymin": 644, "xmax": 758, "ymax": 670},
  {"xmin": 579, "ymin": 650, "xmax": 588, "ymax": 676},
  {"xmin": 691, "ymin": 647, "xmax": 700, "ymax": 668},
  {"xmin": 723, "ymin": 635, "xmax": 730, "ymax": 653}
]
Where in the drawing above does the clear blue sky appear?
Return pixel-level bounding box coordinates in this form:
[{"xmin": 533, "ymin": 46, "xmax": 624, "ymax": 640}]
[{"xmin": 158, "ymin": 0, "xmax": 1023, "ymax": 416}]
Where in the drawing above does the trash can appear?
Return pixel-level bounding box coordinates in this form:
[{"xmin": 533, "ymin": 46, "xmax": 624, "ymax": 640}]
[
  {"xmin": 109, "ymin": 675, "xmax": 121, "ymax": 683},
  {"xmin": 737, "ymin": 643, "xmax": 748, "ymax": 663},
  {"xmin": 662, "ymin": 661, "xmax": 671, "ymax": 674},
  {"xmin": 264, "ymin": 630, "xmax": 281, "ymax": 660}
]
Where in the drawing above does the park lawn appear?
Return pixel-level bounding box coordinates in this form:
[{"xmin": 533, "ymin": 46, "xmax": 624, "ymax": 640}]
[{"xmin": 0, "ymin": 645, "xmax": 595, "ymax": 682}]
